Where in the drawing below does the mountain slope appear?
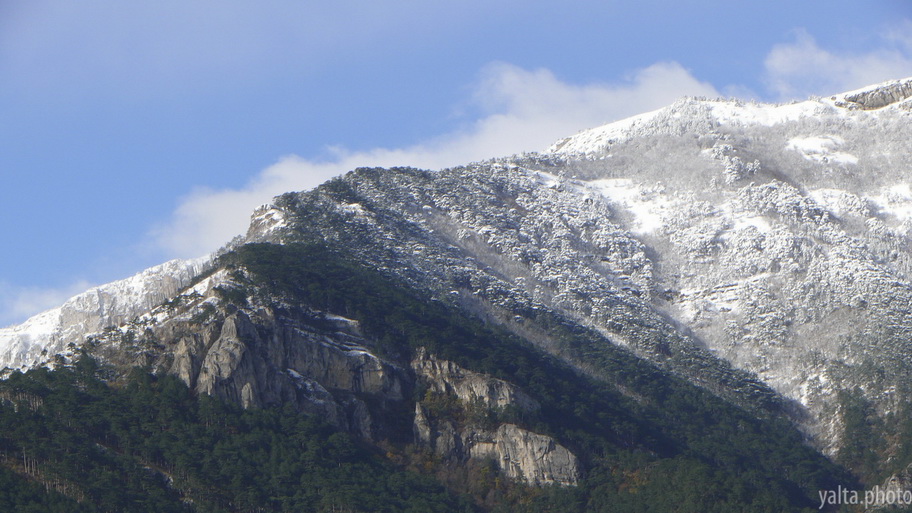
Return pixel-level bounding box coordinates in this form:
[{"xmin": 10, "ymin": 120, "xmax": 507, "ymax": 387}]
[
  {"xmin": 4, "ymin": 242, "xmax": 851, "ymax": 511},
  {"xmin": 238, "ymin": 78, "xmax": 912, "ymax": 460}
]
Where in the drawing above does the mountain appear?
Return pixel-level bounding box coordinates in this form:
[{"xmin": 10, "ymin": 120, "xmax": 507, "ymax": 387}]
[{"xmin": 1, "ymin": 77, "xmax": 912, "ymax": 511}]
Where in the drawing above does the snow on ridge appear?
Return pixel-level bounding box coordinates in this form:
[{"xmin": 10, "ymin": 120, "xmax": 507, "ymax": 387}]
[
  {"xmin": 247, "ymin": 203, "xmax": 289, "ymax": 240},
  {"xmin": 834, "ymin": 76, "xmax": 912, "ymax": 98},
  {"xmin": 707, "ymin": 99, "xmax": 827, "ymax": 127},
  {"xmin": 546, "ymin": 107, "xmax": 665, "ymax": 155},
  {"xmin": 545, "ymin": 77, "xmax": 912, "ymax": 157},
  {"xmin": 830, "ymin": 76, "xmax": 912, "ymax": 110},
  {"xmin": 545, "ymin": 97, "xmax": 831, "ymax": 156},
  {"xmin": 0, "ymin": 256, "xmax": 212, "ymax": 372}
]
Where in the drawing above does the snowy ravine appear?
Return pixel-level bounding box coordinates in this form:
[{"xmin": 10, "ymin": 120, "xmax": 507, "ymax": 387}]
[{"xmin": 2, "ymin": 77, "xmax": 912, "ymax": 459}]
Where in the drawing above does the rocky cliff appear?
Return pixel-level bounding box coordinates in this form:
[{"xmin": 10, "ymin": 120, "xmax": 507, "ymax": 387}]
[
  {"xmin": 84, "ymin": 268, "xmax": 409, "ymax": 441},
  {"xmin": 77, "ymin": 263, "xmax": 580, "ymax": 487},
  {"xmin": 412, "ymin": 349, "xmax": 578, "ymax": 486}
]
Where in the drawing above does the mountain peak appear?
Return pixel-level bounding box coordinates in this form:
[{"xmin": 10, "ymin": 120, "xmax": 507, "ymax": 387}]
[{"xmin": 546, "ymin": 77, "xmax": 912, "ymax": 156}]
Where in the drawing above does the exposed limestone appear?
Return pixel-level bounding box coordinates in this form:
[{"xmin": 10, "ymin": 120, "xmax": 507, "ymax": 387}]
[
  {"xmin": 177, "ymin": 308, "xmax": 405, "ymax": 439},
  {"xmin": 414, "ymin": 404, "xmax": 463, "ymax": 457},
  {"xmin": 840, "ymin": 79, "xmax": 912, "ymax": 110},
  {"xmin": 412, "ymin": 351, "xmax": 579, "ymax": 486},
  {"xmin": 412, "ymin": 347, "xmax": 538, "ymax": 411},
  {"xmin": 470, "ymin": 424, "xmax": 580, "ymax": 486},
  {"xmin": 78, "ymin": 277, "xmax": 579, "ymax": 486},
  {"xmin": 67, "ymin": 272, "xmax": 408, "ymax": 442}
]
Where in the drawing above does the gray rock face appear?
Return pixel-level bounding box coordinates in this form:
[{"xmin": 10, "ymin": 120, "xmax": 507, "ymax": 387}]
[
  {"xmin": 179, "ymin": 309, "xmax": 404, "ymax": 440},
  {"xmin": 84, "ymin": 271, "xmax": 406, "ymax": 441},
  {"xmin": 412, "ymin": 348, "xmax": 538, "ymax": 411},
  {"xmin": 80, "ymin": 270, "xmax": 581, "ymax": 486},
  {"xmin": 872, "ymin": 464, "xmax": 912, "ymax": 509},
  {"xmin": 470, "ymin": 424, "xmax": 580, "ymax": 486},
  {"xmin": 840, "ymin": 78, "xmax": 912, "ymax": 110},
  {"xmin": 412, "ymin": 350, "xmax": 579, "ymax": 486}
]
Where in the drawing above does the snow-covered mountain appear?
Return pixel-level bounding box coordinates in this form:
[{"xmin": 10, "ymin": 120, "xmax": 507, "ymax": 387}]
[
  {"xmin": 239, "ymin": 78, "xmax": 912, "ymax": 449},
  {"xmin": 3, "ymin": 77, "xmax": 912, "ymax": 481},
  {"xmin": 0, "ymin": 258, "xmax": 210, "ymax": 371}
]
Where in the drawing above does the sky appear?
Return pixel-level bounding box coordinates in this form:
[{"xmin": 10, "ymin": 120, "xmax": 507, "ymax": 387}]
[{"xmin": 2, "ymin": 0, "xmax": 912, "ymax": 327}]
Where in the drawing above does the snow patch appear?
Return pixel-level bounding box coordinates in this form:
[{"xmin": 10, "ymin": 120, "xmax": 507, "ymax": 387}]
[
  {"xmin": 733, "ymin": 216, "xmax": 772, "ymax": 234},
  {"xmin": 586, "ymin": 178, "xmax": 675, "ymax": 234},
  {"xmin": 868, "ymin": 184, "xmax": 912, "ymax": 223},
  {"xmin": 709, "ymin": 100, "xmax": 826, "ymax": 127},
  {"xmin": 323, "ymin": 313, "xmax": 357, "ymax": 324},
  {"xmin": 530, "ymin": 170, "xmax": 563, "ymax": 188},
  {"xmin": 0, "ymin": 256, "xmax": 212, "ymax": 371},
  {"xmin": 787, "ymin": 136, "xmax": 858, "ymax": 165},
  {"xmin": 340, "ymin": 203, "xmax": 369, "ymax": 216},
  {"xmin": 251, "ymin": 204, "xmax": 287, "ymax": 232},
  {"xmin": 808, "ymin": 188, "xmax": 868, "ymax": 218}
]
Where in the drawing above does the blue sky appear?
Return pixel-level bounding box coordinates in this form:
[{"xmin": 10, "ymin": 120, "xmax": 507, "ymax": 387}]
[{"xmin": 2, "ymin": 0, "xmax": 912, "ymax": 327}]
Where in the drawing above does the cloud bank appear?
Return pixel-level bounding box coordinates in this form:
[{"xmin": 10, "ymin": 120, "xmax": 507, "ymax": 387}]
[
  {"xmin": 0, "ymin": 280, "xmax": 93, "ymax": 328},
  {"xmin": 152, "ymin": 61, "xmax": 720, "ymax": 259},
  {"xmin": 764, "ymin": 25, "xmax": 912, "ymax": 99}
]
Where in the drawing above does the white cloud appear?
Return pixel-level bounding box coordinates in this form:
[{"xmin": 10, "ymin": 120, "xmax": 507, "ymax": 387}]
[
  {"xmin": 151, "ymin": 61, "xmax": 719, "ymax": 259},
  {"xmin": 0, "ymin": 280, "xmax": 93, "ymax": 328},
  {"xmin": 764, "ymin": 26, "xmax": 912, "ymax": 99}
]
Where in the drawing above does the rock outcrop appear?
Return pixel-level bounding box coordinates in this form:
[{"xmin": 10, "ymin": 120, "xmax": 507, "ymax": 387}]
[
  {"xmin": 82, "ymin": 271, "xmax": 407, "ymax": 441},
  {"xmin": 172, "ymin": 308, "xmax": 405, "ymax": 440},
  {"xmin": 870, "ymin": 463, "xmax": 912, "ymax": 509},
  {"xmin": 412, "ymin": 348, "xmax": 538, "ymax": 411},
  {"xmin": 839, "ymin": 78, "xmax": 912, "ymax": 110},
  {"xmin": 76, "ymin": 269, "xmax": 582, "ymax": 487},
  {"xmin": 470, "ymin": 424, "xmax": 580, "ymax": 486},
  {"xmin": 412, "ymin": 350, "xmax": 579, "ymax": 486}
]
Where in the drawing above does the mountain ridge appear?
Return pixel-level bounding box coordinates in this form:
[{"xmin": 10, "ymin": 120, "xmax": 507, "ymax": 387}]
[
  {"xmin": 3, "ymin": 77, "xmax": 912, "ymax": 510},
  {"xmin": 548, "ymin": 76, "xmax": 912, "ymax": 155}
]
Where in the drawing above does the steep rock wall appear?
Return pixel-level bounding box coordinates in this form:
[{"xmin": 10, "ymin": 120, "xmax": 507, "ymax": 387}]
[{"xmin": 412, "ymin": 350, "xmax": 579, "ymax": 486}]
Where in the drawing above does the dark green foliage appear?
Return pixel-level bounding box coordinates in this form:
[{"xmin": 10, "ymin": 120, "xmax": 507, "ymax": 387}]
[
  {"xmin": 0, "ymin": 466, "xmax": 89, "ymax": 513},
  {"xmin": 221, "ymin": 242, "xmax": 856, "ymax": 512},
  {"xmin": 0, "ymin": 359, "xmax": 473, "ymax": 513},
  {"xmin": 837, "ymin": 388, "xmax": 886, "ymax": 482},
  {"xmin": 212, "ymin": 284, "xmax": 249, "ymax": 307}
]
